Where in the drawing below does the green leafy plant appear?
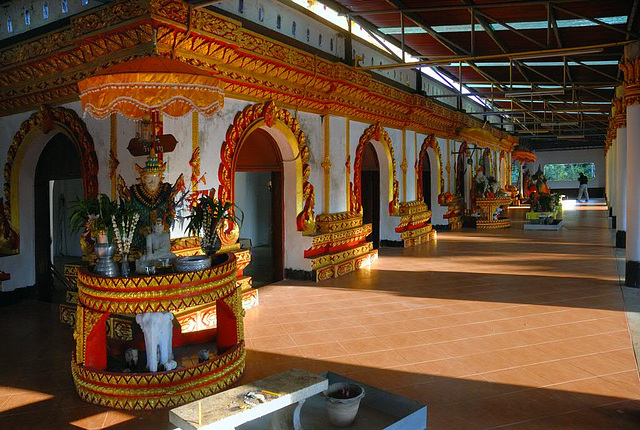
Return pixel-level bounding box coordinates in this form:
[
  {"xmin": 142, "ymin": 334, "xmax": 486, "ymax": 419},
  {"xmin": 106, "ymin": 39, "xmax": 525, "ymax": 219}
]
[
  {"xmin": 186, "ymin": 190, "xmax": 244, "ymax": 254},
  {"xmin": 69, "ymin": 194, "xmax": 118, "ymax": 240}
]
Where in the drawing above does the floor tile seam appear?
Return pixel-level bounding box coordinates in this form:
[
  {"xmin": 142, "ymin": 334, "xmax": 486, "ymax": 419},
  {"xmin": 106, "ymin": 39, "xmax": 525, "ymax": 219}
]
[
  {"xmin": 418, "ymin": 311, "xmax": 616, "ymax": 335},
  {"xmin": 521, "ymin": 291, "xmax": 626, "ymax": 308},
  {"xmin": 423, "ymin": 326, "xmax": 629, "ymax": 351},
  {"xmin": 443, "ymin": 285, "xmax": 617, "ymax": 304},
  {"xmin": 0, "ymin": 402, "xmax": 95, "ymax": 418},
  {"xmin": 475, "ymin": 355, "xmax": 637, "ymax": 381},
  {"xmin": 486, "ymin": 398, "xmax": 635, "ymax": 429},
  {"xmin": 415, "ymin": 290, "xmax": 623, "ymax": 323},
  {"xmin": 408, "ymin": 345, "xmax": 634, "ymax": 376},
  {"xmin": 435, "ymin": 343, "xmax": 632, "ymax": 371},
  {"xmin": 438, "ymin": 370, "xmax": 640, "ymax": 411}
]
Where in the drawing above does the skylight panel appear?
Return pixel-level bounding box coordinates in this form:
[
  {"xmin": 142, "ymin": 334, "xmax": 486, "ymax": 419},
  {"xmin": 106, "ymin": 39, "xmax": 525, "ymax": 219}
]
[
  {"xmin": 448, "ymin": 61, "xmax": 619, "ymax": 67},
  {"xmin": 379, "ymin": 16, "xmax": 628, "ymax": 34}
]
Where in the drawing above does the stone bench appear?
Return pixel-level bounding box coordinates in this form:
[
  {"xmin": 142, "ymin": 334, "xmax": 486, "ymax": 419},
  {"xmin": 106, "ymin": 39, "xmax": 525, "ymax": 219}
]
[{"xmin": 170, "ymin": 368, "xmax": 328, "ymax": 430}]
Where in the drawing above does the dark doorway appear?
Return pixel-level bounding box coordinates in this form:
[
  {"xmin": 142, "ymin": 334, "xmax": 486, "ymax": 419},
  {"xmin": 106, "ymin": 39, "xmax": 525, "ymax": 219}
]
[
  {"xmin": 422, "ymin": 151, "xmax": 431, "ymax": 209},
  {"xmin": 234, "ymin": 128, "xmax": 284, "ymax": 287},
  {"xmin": 34, "ymin": 133, "xmax": 82, "ymax": 302},
  {"xmin": 361, "ymin": 143, "xmax": 380, "ymax": 249}
]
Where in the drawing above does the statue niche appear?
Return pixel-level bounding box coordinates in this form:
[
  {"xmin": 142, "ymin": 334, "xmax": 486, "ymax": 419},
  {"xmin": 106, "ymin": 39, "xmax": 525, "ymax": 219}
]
[{"xmin": 117, "ymin": 149, "xmax": 184, "ymax": 251}]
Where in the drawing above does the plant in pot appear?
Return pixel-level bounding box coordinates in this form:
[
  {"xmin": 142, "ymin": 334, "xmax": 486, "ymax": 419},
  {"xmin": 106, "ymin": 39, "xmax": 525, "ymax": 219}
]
[
  {"xmin": 185, "ymin": 189, "xmax": 244, "ymax": 258},
  {"xmin": 323, "ymin": 382, "xmax": 365, "ymax": 427},
  {"xmin": 70, "ymin": 194, "xmax": 118, "ymax": 245},
  {"xmin": 70, "ymin": 194, "xmax": 122, "ymax": 276}
]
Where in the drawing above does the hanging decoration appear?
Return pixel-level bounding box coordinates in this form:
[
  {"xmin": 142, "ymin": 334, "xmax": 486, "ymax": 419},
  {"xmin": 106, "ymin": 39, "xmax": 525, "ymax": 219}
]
[{"xmin": 77, "ymin": 56, "xmax": 224, "ymax": 120}]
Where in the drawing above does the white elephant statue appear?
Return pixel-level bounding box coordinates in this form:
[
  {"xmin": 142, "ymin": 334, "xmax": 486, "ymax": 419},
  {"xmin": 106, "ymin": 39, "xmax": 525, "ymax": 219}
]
[{"xmin": 135, "ymin": 312, "xmax": 176, "ymax": 372}]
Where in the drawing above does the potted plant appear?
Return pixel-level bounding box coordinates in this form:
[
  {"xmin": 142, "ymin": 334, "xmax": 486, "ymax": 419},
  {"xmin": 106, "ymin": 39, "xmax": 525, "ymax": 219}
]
[
  {"xmin": 70, "ymin": 194, "xmax": 118, "ymax": 244},
  {"xmin": 185, "ymin": 189, "xmax": 243, "ymax": 257},
  {"xmin": 323, "ymin": 382, "xmax": 365, "ymax": 427}
]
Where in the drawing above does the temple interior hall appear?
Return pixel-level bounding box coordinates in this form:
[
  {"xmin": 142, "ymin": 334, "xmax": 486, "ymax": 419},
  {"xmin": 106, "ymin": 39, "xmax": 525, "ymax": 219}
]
[{"xmin": 0, "ymin": 0, "xmax": 639, "ymax": 429}]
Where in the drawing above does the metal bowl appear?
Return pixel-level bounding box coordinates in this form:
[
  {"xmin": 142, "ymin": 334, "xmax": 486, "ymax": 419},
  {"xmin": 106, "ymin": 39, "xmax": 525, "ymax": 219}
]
[{"xmin": 174, "ymin": 255, "xmax": 212, "ymax": 273}]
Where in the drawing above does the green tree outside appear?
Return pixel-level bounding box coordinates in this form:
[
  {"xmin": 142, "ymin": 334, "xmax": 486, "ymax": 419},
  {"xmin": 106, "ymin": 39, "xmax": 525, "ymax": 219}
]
[{"xmin": 543, "ymin": 163, "xmax": 595, "ymax": 181}]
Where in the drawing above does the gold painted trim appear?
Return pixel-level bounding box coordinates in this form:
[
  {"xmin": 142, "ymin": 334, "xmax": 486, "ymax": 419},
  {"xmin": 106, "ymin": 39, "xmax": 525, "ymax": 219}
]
[
  {"xmin": 192, "ymin": 111, "xmax": 200, "ymax": 192},
  {"xmin": 345, "ymin": 118, "xmax": 350, "ymax": 210},
  {"xmin": 323, "ymin": 115, "xmax": 330, "ymax": 214},
  {"xmin": 402, "ymin": 129, "xmax": 407, "ymax": 203},
  {"xmin": 110, "ymin": 113, "xmax": 117, "ymax": 200}
]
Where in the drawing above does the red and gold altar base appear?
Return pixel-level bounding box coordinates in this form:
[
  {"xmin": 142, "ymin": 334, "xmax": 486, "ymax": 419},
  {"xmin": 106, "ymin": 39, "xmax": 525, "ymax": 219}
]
[
  {"xmin": 77, "ymin": 56, "xmax": 224, "ymax": 119},
  {"xmin": 306, "ymin": 212, "xmax": 377, "ymax": 282},
  {"xmin": 72, "ymin": 252, "xmax": 245, "ymax": 410},
  {"xmin": 441, "ymin": 193, "xmax": 463, "ymax": 230},
  {"xmin": 475, "ymin": 197, "xmax": 512, "ymax": 229},
  {"xmin": 395, "ymin": 201, "xmax": 435, "ymax": 247}
]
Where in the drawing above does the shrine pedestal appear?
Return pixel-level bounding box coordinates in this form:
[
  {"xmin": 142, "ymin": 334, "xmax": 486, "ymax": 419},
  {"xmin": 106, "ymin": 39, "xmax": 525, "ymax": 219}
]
[
  {"xmin": 475, "ymin": 197, "xmax": 511, "ymax": 230},
  {"xmin": 72, "ymin": 253, "xmax": 245, "ymax": 410}
]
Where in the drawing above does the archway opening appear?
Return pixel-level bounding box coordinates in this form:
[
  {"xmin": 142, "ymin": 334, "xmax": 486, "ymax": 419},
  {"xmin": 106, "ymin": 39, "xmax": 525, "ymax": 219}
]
[
  {"xmin": 34, "ymin": 133, "xmax": 82, "ymax": 302},
  {"xmin": 234, "ymin": 128, "xmax": 284, "ymax": 287},
  {"xmin": 361, "ymin": 142, "xmax": 380, "ymax": 249},
  {"xmin": 422, "ymin": 150, "xmax": 432, "ymax": 209}
]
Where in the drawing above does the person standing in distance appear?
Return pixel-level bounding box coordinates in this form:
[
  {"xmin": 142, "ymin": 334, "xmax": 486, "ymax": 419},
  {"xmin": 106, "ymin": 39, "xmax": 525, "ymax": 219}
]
[{"xmin": 577, "ymin": 172, "xmax": 589, "ymax": 203}]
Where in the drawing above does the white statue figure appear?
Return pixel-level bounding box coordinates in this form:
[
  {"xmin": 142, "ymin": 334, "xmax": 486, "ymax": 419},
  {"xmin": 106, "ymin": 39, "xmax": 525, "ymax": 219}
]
[
  {"xmin": 136, "ymin": 218, "xmax": 176, "ymax": 273},
  {"xmin": 135, "ymin": 312, "xmax": 176, "ymax": 372},
  {"xmin": 143, "ymin": 218, "xmax": 176, "ymax": 260}
]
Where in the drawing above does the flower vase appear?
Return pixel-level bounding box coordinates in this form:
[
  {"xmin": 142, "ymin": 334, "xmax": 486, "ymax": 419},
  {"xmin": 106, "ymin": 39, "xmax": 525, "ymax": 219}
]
[{"xmin": 121, "ymin": 253, "xmax": 130, "ymax": 277}]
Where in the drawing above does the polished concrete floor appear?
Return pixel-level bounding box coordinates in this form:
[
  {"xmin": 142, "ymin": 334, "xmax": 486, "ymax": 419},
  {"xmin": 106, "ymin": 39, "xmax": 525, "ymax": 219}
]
[{"xmin": 1, "ymin": 201, "xmax": 639, "ymax": 429}]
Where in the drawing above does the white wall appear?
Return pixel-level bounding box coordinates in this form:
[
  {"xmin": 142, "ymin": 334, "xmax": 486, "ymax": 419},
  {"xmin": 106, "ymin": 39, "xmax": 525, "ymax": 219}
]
[
  {"xmin": 533, "ymin": 148, "xmax": 605, "ymax": 189},
  {"xmin": 1, "ymin": 0, "xmax": 102, "ymax": 40}
]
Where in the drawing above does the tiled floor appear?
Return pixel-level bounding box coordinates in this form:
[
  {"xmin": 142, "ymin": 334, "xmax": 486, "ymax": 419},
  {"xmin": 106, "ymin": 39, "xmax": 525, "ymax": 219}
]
[{"xmin": 1, "ymin": 201, "xmax": 639, "ymax": 429}]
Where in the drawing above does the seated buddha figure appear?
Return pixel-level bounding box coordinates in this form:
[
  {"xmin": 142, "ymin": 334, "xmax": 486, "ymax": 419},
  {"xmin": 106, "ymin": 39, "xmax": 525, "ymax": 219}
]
[
  {"xmin": 141, "ymin": 218, "xmax": 176, "ymax": 260},
  {"xmin": 136, "ymin": 218, "xmax": 177, "ymax": 273},
  {"xmin": 117, "ymin": 149, "xmax": 184, "ymax": 251}
]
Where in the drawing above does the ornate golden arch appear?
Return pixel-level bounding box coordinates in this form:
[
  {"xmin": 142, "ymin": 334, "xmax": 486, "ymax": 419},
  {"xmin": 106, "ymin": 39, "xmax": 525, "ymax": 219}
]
[
  {"xmin": 416, "ymin": 135, "xmax": 444, "ymax": 202},
  {"xmin": 350, "ymin": 122, "xmax": 399, "ymax": 216},
  {"xmin": 217, "ymin": 101, "xmax": 315, "ymax": 233},
  {"xmin": 3, "ymin": 105, "xmax": 99, "ymax": 253}
]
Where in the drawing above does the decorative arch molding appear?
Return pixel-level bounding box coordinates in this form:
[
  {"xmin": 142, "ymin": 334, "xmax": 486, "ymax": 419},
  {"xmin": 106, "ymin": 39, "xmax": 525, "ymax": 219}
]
[
  {"xmin": 217, "ymin": 101, "xmax": 315, "ymax": 233},
  {"xmin": 3, "ymin": 105, "xmax": 99, "ymax": 252},
  {"xmin": 416, "ymin": 135, "xmax": 444, "ymax": 202},
  {"xmin": 350, "ymin": 122, "xmax": 400, "ymax": 216}
]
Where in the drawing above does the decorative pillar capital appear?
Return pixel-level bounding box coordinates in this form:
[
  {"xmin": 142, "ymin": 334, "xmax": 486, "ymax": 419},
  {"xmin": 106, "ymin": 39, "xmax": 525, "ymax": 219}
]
[
  {"xmin": 620, "ymin": 54, "xmax": 640, "ymax": 107},
  {"xmin": 612, "ymin": 97, "xmax": 627, "ymax": 128}
]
